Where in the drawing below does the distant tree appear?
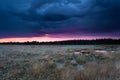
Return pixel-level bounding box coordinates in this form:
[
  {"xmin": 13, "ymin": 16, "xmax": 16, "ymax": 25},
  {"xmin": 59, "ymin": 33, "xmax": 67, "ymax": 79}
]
[{"xmin": 0, "ymin": 39, "xmax": 120, "ymax": 45}]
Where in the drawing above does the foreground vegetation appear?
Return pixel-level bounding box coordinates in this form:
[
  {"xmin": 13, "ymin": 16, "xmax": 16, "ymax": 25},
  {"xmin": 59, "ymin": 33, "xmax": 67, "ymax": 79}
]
[{"xmin": 0, "ymin": 45, "xmax": 120, "ymax": 80}]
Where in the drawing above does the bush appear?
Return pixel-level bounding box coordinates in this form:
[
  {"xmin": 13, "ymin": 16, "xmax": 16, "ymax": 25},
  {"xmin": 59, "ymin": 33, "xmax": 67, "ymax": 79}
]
[{"xmin": 76, "ymin": 56, "xmax": 87, "ymax": 64}]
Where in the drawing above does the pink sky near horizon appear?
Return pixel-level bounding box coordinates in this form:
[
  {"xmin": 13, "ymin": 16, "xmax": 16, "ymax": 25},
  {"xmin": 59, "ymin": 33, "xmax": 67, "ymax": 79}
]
[{"xmin": 0, "ymin": 35, "xmax": 119, "ymax": 43}]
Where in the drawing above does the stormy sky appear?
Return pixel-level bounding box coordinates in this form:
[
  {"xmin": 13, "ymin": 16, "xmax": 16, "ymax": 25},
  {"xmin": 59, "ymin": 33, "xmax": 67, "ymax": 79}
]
[{"xmin": 0, "ymin": 0, "xmax": 120, "ymax": 41}]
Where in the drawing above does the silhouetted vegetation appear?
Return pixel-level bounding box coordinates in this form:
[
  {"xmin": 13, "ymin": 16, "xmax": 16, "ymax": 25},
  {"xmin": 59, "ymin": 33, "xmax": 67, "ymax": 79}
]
[{"xmin": 0, "ymin": 39, "xmax": 120, "ymax": 45}]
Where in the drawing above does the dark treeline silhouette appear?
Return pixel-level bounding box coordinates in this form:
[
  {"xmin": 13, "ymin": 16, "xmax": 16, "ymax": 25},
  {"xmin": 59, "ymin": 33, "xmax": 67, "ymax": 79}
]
[{"xmin": 0, "ymin": 39, "xmax": 120, "ymax": 45}]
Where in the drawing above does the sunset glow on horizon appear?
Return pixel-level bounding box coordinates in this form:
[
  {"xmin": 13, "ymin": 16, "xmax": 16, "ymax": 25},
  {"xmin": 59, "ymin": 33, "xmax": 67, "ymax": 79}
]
[{"xmin": 0, "ymin": 36, "xmax": 119, "ymax": 43}]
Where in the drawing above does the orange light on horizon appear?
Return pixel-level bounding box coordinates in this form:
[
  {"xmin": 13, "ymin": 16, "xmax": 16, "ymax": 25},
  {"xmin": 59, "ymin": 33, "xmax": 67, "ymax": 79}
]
[
  {"xmin": 0, "ymin": 36, "xmax": 77, "ymax": 43},
  {"xmin": 0, "ymin": 36, "xmax": 119, "ymax": 43}
]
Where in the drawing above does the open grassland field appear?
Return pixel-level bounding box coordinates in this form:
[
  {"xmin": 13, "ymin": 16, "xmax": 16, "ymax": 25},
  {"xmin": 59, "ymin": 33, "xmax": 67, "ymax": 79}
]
[{"xmin": 0, "ymin": 45, "xmax": 120, "ymax": 80}]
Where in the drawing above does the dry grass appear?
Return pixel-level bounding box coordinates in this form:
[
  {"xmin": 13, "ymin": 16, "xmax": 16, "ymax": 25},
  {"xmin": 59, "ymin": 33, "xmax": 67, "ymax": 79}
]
[
  {"xmin": 0, "ymin": 63, "xmax": 5, "ymax": 69},
  {"xmin": 84, "ymin": 62, "xmax": 118, "ymax": 80},
  {"xmin": 0, "ymin": 45, "xmax": 120, "ymax": 80}
]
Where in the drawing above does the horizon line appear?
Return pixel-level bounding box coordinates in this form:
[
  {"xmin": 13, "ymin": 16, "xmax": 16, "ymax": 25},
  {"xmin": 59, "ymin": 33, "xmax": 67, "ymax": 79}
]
[{"xmin": 0, "ymin": 37, "xmax": 120, "ymax": 43}]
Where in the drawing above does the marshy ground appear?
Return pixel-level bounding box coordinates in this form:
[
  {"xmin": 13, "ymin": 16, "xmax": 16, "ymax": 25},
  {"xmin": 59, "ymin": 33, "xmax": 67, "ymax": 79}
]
[{"xmin": 0, "ymin": 45, "xmax": 120, "ymax": 80}]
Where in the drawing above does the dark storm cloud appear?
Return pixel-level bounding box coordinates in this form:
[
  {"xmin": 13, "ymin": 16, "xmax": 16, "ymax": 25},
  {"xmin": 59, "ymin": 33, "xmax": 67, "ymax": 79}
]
[
  {"xmin": 0, "ymin": 0, "xmax": 120, "ymax": 38},
  {"xmin": 15, "ymin": 0, "xmax": 92, "ymax": 21},
  {"xmin": 16, "ymin": 0, "xmax": 119, "ymax": 21}
]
